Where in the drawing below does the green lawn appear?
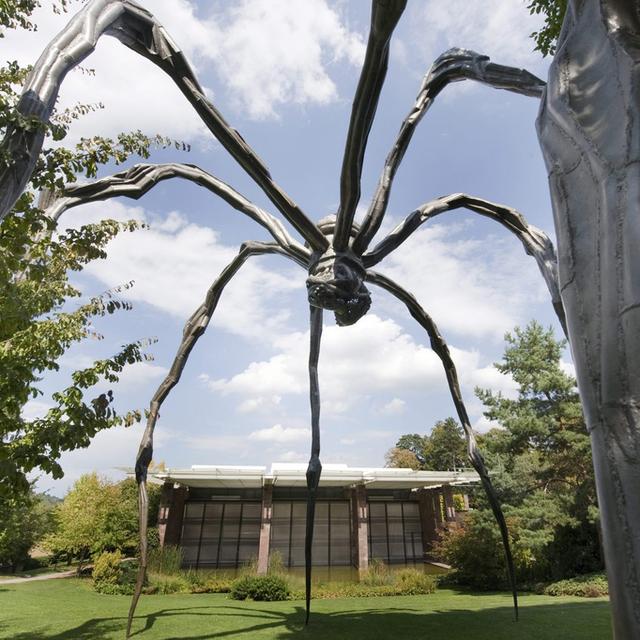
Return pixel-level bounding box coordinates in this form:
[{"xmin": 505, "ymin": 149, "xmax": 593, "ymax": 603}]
[{"xmin": 0, "ymin": 579, "xmax": 611, "ymax": 640}]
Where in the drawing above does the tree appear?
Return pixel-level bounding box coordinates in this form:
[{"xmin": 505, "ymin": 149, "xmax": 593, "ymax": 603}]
[
  {"xmin": 423, "ymin": 418, "xmax": 467, "ymax": 471},
  {"xmin": 527, "ymin": 0, "xmax": 567, "ymax": 56},
  {"xmin": 0, "ymin": 486, "xmax": 53, "ymax": 571},
  {"xmin": 45, "ymin": 473, "xmax": 160, "ymax": 564},
  {"xmin": 438, "ymin": 322, "xmax": 601, "ymax": 585},
  {"xmin": 384, "ymin": 447, "xmax": 421, "ymax": 469},
  {"xmin": 0, "ymin": 2, "xmax": 178, "ymax": 497},
  {"xmin": 390, "ymin": 418, "xmax": 467, "ymax": 471}
]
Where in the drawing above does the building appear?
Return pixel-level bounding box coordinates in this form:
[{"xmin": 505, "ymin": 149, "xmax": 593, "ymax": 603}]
[{"xmin": 150, "ymin": 463, "xmax": 478, "ymax": 574}]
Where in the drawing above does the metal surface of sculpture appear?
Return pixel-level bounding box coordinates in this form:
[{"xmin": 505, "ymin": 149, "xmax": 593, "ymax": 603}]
[
  {"xmin": 1, "ymin": 0, "xmax": 601, "ymax": 637},
  {"xmin": 537, "ymin": 1, "xmax": 640, "ymax": 637}
]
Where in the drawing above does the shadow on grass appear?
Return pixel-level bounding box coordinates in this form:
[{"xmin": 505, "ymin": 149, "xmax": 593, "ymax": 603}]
[{"xmin": 10, "ymin": 599, "xmax": 612, "ymax": 640}]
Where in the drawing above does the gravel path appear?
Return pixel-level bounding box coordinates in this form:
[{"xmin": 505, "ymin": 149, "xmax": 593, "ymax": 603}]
[{"xmin": 0, "ymin": 570, "xmax": 76, "ymax": 584}]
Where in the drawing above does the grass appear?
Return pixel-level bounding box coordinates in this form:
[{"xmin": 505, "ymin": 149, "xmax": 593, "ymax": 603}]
[{"xmin": 0, "ymin": 578, "xmax": 611, "ymax": 640}]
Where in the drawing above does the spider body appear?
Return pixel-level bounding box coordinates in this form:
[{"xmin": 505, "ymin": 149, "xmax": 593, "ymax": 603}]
[
  {"xmin": 306, "ymin": 217, "xmax": 371, "ymax": 326},
  {"xmin": 1, "ymin": 1, "xmax": 566, "ymax": 637}
]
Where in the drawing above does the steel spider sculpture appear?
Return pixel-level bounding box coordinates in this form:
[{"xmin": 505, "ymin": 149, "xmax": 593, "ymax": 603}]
[{"xmin": 0, "ymin": 0, "xmax": 569, "ymax": 636}]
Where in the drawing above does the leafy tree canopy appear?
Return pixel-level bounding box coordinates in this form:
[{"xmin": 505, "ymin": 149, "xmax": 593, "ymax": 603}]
[
  {"xmin": 0, "ymin": 1, "xmax": 182, "ymax": 496},
  {"xmin": 0, "ymin": 485, "xmax": 54, "ymax": 570},
  {"xmin": 384, "ymin": 447, "xmax": 421, "ymax": 470},
  {"xmin": 527, "ymin": 0, "xmax": 568, "ymax": 56},
  {"xmin": 44, "ymin": 472, "xmax": 160, "ymax": 562},
  {"xmin": 390, "ymin": 418, "xmax": 466, "ymax": 471},
  {"xmin": 438, "ymin": 321, "xmax": 600, "ymax": 585}
]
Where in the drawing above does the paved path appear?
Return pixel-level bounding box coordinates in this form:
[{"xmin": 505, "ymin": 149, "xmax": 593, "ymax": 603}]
[{"xmin": 0, "ymin": 569, "xmax": 76, "ymax": 584}]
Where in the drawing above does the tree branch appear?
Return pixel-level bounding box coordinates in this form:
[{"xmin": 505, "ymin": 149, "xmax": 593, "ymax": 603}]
[
  {"xmin": 364, "ymin": 192, "xmax": 567, "ymax": 336},
  {"xmin": 352, "ymin": 48, "xmax": 546, "ymax": 254},
  {"xmin": 48, "ymin": 162, "xmax": 310, "ymax": 262},
  {"xmin": 333, "ymin": 0, "xmax": 407, "ymax": 252},
  {"xmin": 0, "ymin": 0, "xmax": 327, "ymax": 251},
  {"xmin": 366, "ymin": 269, "xmax": 518, "ymax": 620},
  {"xmin": 126, "ymin": 240, "xmax": 306, "ymax": 638}
]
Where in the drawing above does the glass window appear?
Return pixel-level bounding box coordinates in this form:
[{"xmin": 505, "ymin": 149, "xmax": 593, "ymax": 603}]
[
  {"xmin": 269, "ymin": 501, "xmax": 352, "ymax": 567},
  {"xmin": 180, "ymin": 501, "xmax": 261, "ymax": 569},
  {"xmin": 368, "ymin": 501, "xmax": 424, "ymax": 564}
]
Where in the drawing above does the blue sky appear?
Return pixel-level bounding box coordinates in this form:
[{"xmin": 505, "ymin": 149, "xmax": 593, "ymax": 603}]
[{"xmin": 3, "ymin": 1, "xmax": 569, "ymax": 496}]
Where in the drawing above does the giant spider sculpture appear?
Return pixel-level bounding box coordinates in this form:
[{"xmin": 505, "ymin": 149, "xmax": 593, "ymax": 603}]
[{"xmin": 0, "ymin": 0, "xmax": 569, "ymax": 637}]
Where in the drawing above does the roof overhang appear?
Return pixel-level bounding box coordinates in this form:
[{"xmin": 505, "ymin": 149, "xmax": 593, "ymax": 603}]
[{"xmin": 133, "ymin": 462, "xmax": 479, "ymax": 490}]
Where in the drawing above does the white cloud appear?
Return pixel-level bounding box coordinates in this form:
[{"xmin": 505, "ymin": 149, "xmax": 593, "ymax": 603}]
[
  {"xmin": 62, "ymin": 201, "xmax": 303, "ymax": 341},
  {"xmin": 473, "ymin": 414, "xmax": 503, "ymax": 433},
  {"xmin": 2, "ymin": 1, "xmax": 213, "ymax": 143},
  {"xmin": 112, "ymin": 362, "xmax": 169, "ymax": 388},
  {"xmin": 379, "ymin": 223, "xmax": 547, "ymax": 340},
  {"xmin": 203, "ymin": 0, "xmax": 365, "ymax": 119},
  {"xmin": 35, "ymin": 422, "xmax": 176, "ymax": 496},
  {"xmin": 277, "ymin": 450, "xmax": 307, "ymax": 462},
  {"xmin": 237, "ymin": 395, "xmax": 282, "ymax": 414},
  {"xmin": 204, "ymin": 305, "xmax": 521, "ymax": 420},
  {"xmin": 21, "ymin": 400, "xmax": 52, "ymax": 421},
  {"xmin": 379, "ymin": 398, "xmax": 406, "ymax": 416},
  {"xmin": 408, "ymin": 0, "xmax": 547, "ymax": 71},
  {"xmin": 560, "ymin": 359, "xmax": 576, "ymax": 379},
  {"xmin": 208, "ymin": 314, "xmax": 449, "ymax": 409},
  {"xmin": 248, "ymin": 424, "xmax": 310, "ymax": 443}
]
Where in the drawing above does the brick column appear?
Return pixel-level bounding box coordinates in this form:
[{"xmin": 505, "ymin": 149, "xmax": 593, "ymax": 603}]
[
  {"xmin": 351, "ymin": 484, "xmax": 369, "ymax": 575},
  {"xmin": 433, "ymin": 489, "xmax": 444, "ymax": 529},
  {"xmin": 443, "ymin": 484, "xmax": 457, "ymax": 522},
  {"xmin": 158, "ymin": 483, "xmax": 187, "ymax": 547},
  {"xmin": 257, "ymin": 484, "xmax": 273, "ymax": 574},
  {"xmin": 418, "ymin": 489, "xmax": 438, "ymax": 555}
]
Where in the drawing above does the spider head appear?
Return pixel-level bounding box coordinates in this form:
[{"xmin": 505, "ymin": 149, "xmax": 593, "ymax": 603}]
[{"xmin": 306, "ymin": 249, "xmax": 371, "ymax": 326}]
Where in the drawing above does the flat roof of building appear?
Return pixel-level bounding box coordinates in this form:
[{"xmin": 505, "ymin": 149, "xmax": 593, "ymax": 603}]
[{"xmin": 143, "ymin": 463, "xmax": 479, "ymax": 490}]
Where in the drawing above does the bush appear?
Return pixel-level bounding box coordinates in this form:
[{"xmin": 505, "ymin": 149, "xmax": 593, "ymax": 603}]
[
  {"xmin": 92, "ymin": 551, "xmax": 138, "ymax": 595},
  {"xmin": 267, "ymin": 550, "xmax": 286, "ymax": 575},
  {"xmin": 435, "ymin": 515, "xmax": 508, "ymax": 589},
  {"xmin": 147, "ymin": 545, "xmax": 183, "ymax": 575},
  {"xmin": 394, "ymin": 568, "xmax": 437, "ymax": 595},
  {"xmin": 288, "ymin": 567, "xmax": 438, "ymax": 600},
  {"xmin": 145, "ymin": 573, "xmax": 189, "ymax": 595},
  {"xmin": 543, "ymin": 573, "xmax": 608, "ymax": 598},
  {"xmin": 230, "ymin": 574, "xmax": 290, "ymax": 601},
  {"xmin": 200, "ymin": 576, "xmax": 233, "ymax": 593},
  {"xmin": 360, "ymin": 559, "xmax": 393, "ymax": 586}
]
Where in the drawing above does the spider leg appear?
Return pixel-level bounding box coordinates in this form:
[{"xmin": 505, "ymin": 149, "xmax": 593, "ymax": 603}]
[
  {"xmin": 333, "ymin": 0, "xmax": 407, "ymax": 252},
  {"xmin": 363, "ymin": 193, "xmax": 566, "ymax": 337},
  {"xmin": 305, "ymin": 305, "xmax": 323, "ymax": 625},
  {"xmin": 352, "ymin": 49, "xmax": 546, "ymax": 255},
  {"xmin": 366, "ymin": 270, "xmax": 519, "ymax": 620},
  {"xmin": 46, "ymin": 162, "xmax": 308, "ymax": 262},
  {"xmin": 126, "ymin": 241, "xmax": 307, "ymax": 638},
  {"xmin": 0, "ymin": 1, "xmax": 327, "ymax": 252}
]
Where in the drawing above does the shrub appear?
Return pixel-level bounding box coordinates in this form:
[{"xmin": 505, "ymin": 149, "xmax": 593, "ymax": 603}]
[
  {"xmin": 268, "ymin": 550, "xmax": 286, "ymax": 575},
  {"xmin": 230, "ymin": 575, "xmax": 253, "ymax": 600},
  {"xmin": 147, "ymin": 545, "xmax": 183, "ymax": 575},
  {"xmin": 394, "ymin": 568, "xmax": 437, "ymax": 595},
  {"xmin": 146, "ymin": 573, "xmax": 189, "ymax": 595},
  {"xmin": 92, "ymin": 551, "xmax": 138, "ymax": 595},
  {"xmin": 543, "ymin": 573, "xmax": 608, "ymax": 598},
  {"xmin": 201, "ymin": 576, "xmax": 233, "ymax": 593},
  {"xmin": 360, "ymin": 559, "xmax": 393, "ymax": 587},
  {"xmin": 230, "ymin": 574, "xmax": 290, "ymax": 601},
  {"xmin": 289, "ymin": 568, "xmax": 438, "ymax": 600}
]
